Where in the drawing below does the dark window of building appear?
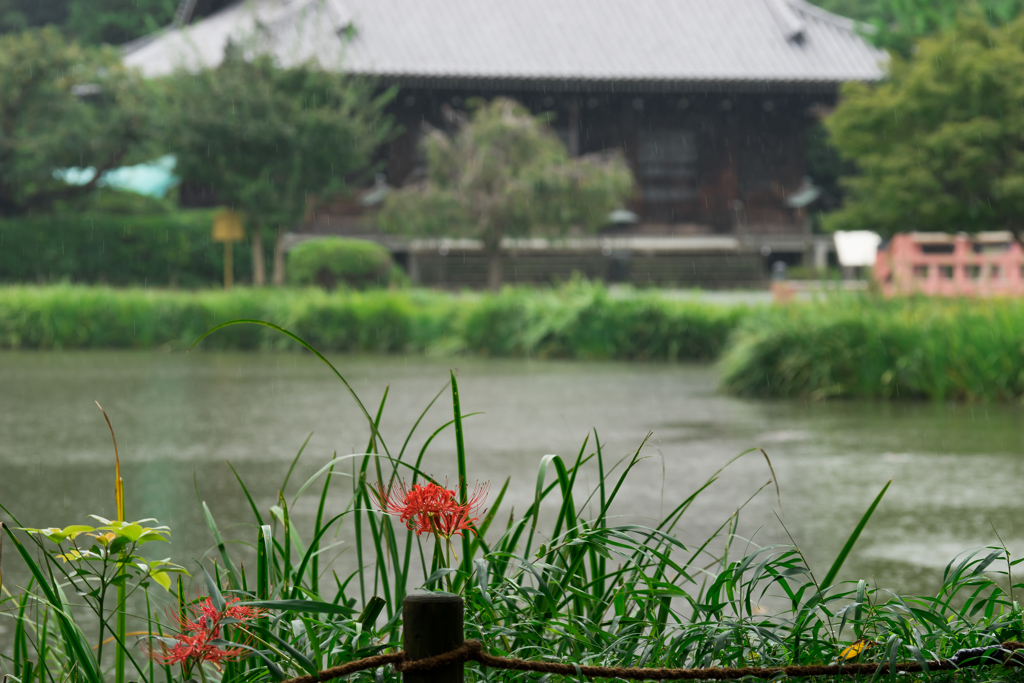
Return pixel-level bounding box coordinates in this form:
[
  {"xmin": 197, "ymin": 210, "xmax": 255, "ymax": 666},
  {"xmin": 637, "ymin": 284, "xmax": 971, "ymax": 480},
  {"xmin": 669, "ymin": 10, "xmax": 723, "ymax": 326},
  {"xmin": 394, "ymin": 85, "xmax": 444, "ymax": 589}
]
[
  {"xmin": 991, "ymin": 264, "xmax": 1001, "ymax": 279},
  {"xmin": 939, "ymin": 265, "xmax": 954, "ymax": 279},
  {"xmin": 920, "ymin": 244, "xmax": 955, "ymax": 254},
  {"xmin": 913, "ymin": 265, "xmax": 929, "ymax": 278},
  {"xmin": 965, "ymin": 265, "xmax": 981, "ymax": 279}
]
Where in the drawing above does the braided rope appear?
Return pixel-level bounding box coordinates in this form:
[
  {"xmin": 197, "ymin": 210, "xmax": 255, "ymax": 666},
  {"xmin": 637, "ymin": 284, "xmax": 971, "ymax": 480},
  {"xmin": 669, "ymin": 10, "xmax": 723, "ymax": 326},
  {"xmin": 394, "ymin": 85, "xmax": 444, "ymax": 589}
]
[{"xmin": 280, "ymin": 640, "xmax": 1024, "ymax": 683}]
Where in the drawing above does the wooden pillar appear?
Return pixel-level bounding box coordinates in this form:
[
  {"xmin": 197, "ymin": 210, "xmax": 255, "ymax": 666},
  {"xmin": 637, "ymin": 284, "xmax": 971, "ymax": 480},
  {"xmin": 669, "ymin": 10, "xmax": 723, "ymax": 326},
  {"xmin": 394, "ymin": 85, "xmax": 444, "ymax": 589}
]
[
  {"xmin": 724, "ymin": 107, "xmax": 740, "ymax": 227},
  {"xmin": 403, "ymin": 592, "xmax": 463, "ymax": 683},
  {"xmin": 567, "ymin": 99, "xmax": 580, "ymax": 156},
  {"xmin": 224, "ymin": 241, "xmax": 234, "ymax": 290}
]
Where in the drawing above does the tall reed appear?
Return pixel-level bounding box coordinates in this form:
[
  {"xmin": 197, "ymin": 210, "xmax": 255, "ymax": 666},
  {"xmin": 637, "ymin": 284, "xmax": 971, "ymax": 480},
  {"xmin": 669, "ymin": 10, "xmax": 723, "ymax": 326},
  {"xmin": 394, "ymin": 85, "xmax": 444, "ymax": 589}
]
[{"xmin": 719, "ymin": 295, "xmax": 1024, "ymax": 400}]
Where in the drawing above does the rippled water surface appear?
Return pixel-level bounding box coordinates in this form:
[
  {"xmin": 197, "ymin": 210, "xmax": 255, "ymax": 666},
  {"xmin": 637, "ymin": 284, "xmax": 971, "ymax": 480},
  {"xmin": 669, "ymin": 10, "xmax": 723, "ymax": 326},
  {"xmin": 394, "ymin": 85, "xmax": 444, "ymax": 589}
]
[{"xmin": 1, "ymin": 350, "xmax": 1022, "ymax": 597}]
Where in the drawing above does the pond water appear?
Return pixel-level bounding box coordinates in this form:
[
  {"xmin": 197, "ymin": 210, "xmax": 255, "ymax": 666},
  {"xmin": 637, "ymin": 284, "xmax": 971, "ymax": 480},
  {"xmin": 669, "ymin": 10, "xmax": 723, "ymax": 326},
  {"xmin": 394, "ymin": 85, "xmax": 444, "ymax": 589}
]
[{"xmin": 1, "ymin": 350, "xmax": 1023, "ymax": 601}]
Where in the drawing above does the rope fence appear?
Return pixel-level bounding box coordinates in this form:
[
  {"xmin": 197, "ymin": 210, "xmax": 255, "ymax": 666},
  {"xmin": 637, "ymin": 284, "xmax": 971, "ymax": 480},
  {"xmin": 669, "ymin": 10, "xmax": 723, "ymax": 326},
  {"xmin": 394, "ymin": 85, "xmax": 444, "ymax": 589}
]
[{"xmin": 278, "ymin": 594, "xmax": 1024, "ymax": 683}]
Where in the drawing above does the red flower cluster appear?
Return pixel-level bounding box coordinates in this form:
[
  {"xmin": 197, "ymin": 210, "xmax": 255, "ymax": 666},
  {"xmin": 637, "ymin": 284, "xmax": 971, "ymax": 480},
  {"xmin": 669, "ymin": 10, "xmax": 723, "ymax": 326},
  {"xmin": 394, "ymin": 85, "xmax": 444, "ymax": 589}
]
[
  {"xmin": 151, "ymin": 597, "xmax": 263, "ymax": 669},
  {"xmin": 373, "ymin": 480, "xmax": 488, "ymax": 539}
]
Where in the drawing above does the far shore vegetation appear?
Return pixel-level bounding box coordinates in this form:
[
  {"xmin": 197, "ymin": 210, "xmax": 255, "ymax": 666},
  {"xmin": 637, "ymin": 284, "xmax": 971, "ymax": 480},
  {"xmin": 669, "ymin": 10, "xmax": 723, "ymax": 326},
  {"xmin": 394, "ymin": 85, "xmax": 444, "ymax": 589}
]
[{"xmin": 1, "ymin": 283, "xmax": 1023, "ymax": 402}]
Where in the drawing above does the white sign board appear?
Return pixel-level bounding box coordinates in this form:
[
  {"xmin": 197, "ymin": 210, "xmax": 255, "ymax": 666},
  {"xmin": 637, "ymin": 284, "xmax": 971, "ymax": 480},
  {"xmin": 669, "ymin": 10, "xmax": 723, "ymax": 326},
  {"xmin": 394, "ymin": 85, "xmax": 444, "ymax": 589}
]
[{"xmin": 834, "ymin": 230, "xmax": 882, "ymax": 267}]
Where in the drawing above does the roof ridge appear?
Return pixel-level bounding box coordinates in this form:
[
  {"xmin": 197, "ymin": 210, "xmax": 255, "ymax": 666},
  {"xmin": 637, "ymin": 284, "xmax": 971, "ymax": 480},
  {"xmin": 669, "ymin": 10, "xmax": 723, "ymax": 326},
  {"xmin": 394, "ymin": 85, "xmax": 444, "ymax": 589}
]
[
  {"xmin": 763, "ymin": 0, "xmax": 806, "ymax": 42},
  {"xmin": 786, "ymin": 0, "xmax": 876, "ymax": 34}
]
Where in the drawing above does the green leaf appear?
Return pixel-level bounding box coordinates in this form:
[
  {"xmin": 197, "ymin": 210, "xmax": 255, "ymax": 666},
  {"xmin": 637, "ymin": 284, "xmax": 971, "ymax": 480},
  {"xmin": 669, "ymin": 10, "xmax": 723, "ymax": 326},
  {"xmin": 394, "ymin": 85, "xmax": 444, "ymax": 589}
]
[
  {"xmin": 820, "ymin": 480, "xmax": 890, "ymax": 591},
  {"xmin": 238, "ymin": 599, "xmax": 358, "ymax": 616},
  {"xmin": 202, "ymin": 563, "xmax": 226, "ymax": 612},
  {"xmin": 358, "ymin": 595, "xmax": 387, "ymax": 631},
  {"xmin": 21, "ymin": 525, "xmax": 95, "ymax": 543}
]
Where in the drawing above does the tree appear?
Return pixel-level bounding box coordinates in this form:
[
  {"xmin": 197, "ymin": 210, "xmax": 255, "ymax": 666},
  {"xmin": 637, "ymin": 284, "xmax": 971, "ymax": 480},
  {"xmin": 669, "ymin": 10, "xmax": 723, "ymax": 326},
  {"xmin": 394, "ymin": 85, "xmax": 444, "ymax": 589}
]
[
  {"xmin": 0, "ymin": 0, "xmax": 200, "ymax": 46},
  {"xmin": 162, "ymin": 54, "xmax": 395, "ymax": 286},
  {"xmin": 377, "ymin": 99, "xmax": 634, "ymax": 289},
  {"xmin": 811, "ymin": 0, "xmax": 1024, "ymax": 56},
  {"xmin": 824, "ymin": 12, "xmax": 1024, "ymax": 237},
  {"xmin": 0, "ymin": 27, "xmax": 155, "ymax": 216},
  {"xmin": 0, "ymin": 0, "xmax": 67, "ymax": 36},
  {"xmin": 64, "ymin": 0, "xmax": 178, "ymax": 46}
]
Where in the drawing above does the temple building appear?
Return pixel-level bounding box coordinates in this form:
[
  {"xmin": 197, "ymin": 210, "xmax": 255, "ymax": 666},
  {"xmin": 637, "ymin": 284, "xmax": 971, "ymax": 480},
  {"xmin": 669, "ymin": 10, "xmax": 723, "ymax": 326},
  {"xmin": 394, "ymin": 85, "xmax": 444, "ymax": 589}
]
[{"xmin": 126, "ymin": 0, "xmax": 886, "ymax": 287}]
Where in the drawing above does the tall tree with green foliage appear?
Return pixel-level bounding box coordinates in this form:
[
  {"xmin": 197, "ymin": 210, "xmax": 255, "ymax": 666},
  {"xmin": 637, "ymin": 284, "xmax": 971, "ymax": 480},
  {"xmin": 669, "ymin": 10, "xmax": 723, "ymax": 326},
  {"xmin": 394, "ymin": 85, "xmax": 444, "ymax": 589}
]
[
  {"xmin": 0, "ymin": 27, "xmax": 155, "ymax": 216},
  {"xmin": 162, "ymin": 54, "xmax": 394, "ymax": 286},
  {"xmin": 0, "ymin": 0, "xmax": 179, "ymax": 45},
  {"xmin": 377, "ymin": 99, "xmax": 634, "ymax": 289},
  {"xmin": 824, "ymin": 12, "xmax": 1024, "ymax": 237},
  {"xmin": 812, "ymin": 0, "xmax": 1024, "ymax": 56}
]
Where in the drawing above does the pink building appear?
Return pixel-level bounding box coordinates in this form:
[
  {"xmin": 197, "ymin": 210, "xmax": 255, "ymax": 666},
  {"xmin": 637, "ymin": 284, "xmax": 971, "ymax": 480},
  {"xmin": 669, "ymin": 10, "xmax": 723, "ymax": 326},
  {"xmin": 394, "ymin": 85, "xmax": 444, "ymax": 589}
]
[{"xmin": 874, "ymin": 232, "xmax": 1024, "ymax": 297}]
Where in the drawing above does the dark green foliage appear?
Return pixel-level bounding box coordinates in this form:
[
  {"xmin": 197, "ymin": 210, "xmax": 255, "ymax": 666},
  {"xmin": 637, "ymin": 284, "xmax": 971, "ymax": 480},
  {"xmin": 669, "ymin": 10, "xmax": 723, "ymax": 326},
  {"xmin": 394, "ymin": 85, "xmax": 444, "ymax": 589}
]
[
  {"xmin": 804, "ymin": 123, "xmax": 850, "ymax": 215},
  {"xmin": 0, "ymin": 0, "xmax": 177, "ymax": 45},
  {"xmin": 63, "ymin": 0, "xmax": 177, "ymax": 46},
  {"xmin": 825, "ymin": 13, "xmax": 1024, "ymax": 237},
  {"xmin": 55, "ymin": 186, "xmax": 178, "ymax": 215},
  {"xmin": 161, "ymin": 55, "xmax": 395, "ymax": 284},
  {"xmin": 0, "ymin": 27, "xmax": 156, "ymax": 216},
  {"xmin": 287, "ymin": 238, "xmax": 400, "ymax": 290},
  {"xmin": 719, "ymin": 295, "xmax": 1024, "ymax": 401},
  {"xmin": 460, "ymin": 282, "xmax": 744, "ymax": 361},
  {"xmin": 379, "ymin": 98, "xmax": 632, "ymax": 288},
  {"xmin": 0, "ymin": 210, "xmax": 251, "ymax": 287},
  {"xmin": 0, "ymin": 282, "xmax": 742, "ymax": 360},
  {"xmin": 810, "ymin": 0, "xmax": 1024, "ymax": 56},
  {"xmin": 0, "ymin": 0, "xmax": 67, "ymax": 35}
]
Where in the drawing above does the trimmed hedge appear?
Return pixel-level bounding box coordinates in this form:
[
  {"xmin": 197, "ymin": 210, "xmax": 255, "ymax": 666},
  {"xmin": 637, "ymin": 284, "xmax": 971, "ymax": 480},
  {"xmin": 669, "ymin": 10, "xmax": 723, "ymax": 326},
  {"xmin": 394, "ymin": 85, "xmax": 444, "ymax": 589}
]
[
  {"xmin": 287, "ymin": 237, "xmax": 402, "ymax": 289},
  {"xmin": 0, "ymin": 210, "xmax": 252, "ymax": 287}
]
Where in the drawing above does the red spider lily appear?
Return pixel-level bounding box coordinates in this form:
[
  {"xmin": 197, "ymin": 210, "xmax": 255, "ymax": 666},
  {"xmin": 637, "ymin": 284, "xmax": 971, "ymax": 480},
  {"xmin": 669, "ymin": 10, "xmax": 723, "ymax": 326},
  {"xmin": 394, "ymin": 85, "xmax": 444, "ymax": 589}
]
[
  {"xmin": 373, "ymin": 480, "xmax": 488, "ymax": 539},
  {"xmin": 149, "ymin": 596, "xmax": 264, "ymax": 669},
  {"xmin": 150, "ymin": 631, "xmax": 247, "ymax": 666}
]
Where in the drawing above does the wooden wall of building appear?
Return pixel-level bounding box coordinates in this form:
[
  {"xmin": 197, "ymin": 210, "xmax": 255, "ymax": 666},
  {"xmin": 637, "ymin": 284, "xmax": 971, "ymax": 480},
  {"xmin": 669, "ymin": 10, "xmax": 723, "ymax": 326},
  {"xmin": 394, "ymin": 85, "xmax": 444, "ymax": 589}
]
[
  {"xmin": 408, "ymin": 248, "xmax": 765, "ymax": 289},
  {"xmin": 383, "ymin": 88, "xmax": 830, "ymax": 235}
]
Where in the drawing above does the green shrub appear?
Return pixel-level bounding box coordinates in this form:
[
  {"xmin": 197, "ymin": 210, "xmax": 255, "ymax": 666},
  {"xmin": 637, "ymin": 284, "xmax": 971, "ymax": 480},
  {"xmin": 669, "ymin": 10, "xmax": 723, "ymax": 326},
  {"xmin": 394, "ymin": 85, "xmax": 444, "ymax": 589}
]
[
  {"xmin": 53, "ymin": 187, "xmax": 179, "ymax": 215},
  {"xmin": 719, "ymin": 295, "xmax": 1024, "ymax": 401},
  {"xmin": 0, "ymin": 283, "xmax": 744, "ymax": 360},
  {"xmin": 0, "ymin": 210, "xmax": 250, "ymax": 287},
  {"xmin": 287, "ymin": 237, "xmax": 401, "ymax": 290},
  {"xmin": 460, "ymin": 281, "xmax": 745, "ymax": 360}
]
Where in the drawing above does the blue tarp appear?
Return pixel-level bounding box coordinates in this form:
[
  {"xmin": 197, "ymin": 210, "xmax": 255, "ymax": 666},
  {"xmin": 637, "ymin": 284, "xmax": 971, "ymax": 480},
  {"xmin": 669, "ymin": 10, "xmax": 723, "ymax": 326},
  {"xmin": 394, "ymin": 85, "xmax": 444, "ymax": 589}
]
[{"xmin": 53, "ymin": 155, "xmax": 180, "ymax": 198}]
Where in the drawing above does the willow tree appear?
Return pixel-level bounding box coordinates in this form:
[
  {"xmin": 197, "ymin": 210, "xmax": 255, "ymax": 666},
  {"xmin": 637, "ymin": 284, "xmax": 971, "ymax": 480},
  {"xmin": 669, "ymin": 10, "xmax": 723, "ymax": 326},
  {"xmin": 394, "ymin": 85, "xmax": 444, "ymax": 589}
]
[
  {"xmin": 163, "ymin": 54, "xmax": 393, "ymax": 285},
  {"xmin": 377, "ymin": 98, "xmax": 633, "ymax": 289}
]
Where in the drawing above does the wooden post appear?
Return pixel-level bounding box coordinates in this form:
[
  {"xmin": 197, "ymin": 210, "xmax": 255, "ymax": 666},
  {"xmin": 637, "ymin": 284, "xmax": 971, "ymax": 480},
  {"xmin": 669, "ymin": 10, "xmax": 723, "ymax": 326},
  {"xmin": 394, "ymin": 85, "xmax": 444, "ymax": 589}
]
[
  {"xmin": 403, "ymin": 592, "xmax": 463, "ymax": 683},
  {"xmin": 212, "ymin": 211, "xmax": 244, "ymax": 289},
  {"xmin": 224, "ymin": 240, "xmax": 234, "ymax": 290}
]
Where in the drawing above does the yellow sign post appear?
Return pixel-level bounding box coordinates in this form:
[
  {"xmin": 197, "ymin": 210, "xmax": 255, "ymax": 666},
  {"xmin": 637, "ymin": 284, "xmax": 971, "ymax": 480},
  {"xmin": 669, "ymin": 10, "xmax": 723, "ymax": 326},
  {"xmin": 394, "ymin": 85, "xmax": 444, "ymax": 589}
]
[{"xmin": 212, "ymin": 211, "xmax": 245, "ymax": 289}]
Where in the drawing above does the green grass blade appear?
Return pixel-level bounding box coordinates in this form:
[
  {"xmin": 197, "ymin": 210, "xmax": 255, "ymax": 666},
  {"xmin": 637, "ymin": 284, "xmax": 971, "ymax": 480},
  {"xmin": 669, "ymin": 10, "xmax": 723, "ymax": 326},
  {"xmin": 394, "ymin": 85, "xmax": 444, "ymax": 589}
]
[
  {"xmin": 228, "ymin": 461, "xmax": 265, "ymax": 527},
  {"xmin": 202, "ymin": 501, "xmax": 240, "ymax": 590},
  {"xmin": 281, "ymin": 432, "xmax": 314, "ymax": 495},
  {"xmin": 450, "ymin": 371, "xmax": 470, "ymax": 574},
  {"xmin": 820, "ymin": 479, "xmax": 891, "ymax": 591}
]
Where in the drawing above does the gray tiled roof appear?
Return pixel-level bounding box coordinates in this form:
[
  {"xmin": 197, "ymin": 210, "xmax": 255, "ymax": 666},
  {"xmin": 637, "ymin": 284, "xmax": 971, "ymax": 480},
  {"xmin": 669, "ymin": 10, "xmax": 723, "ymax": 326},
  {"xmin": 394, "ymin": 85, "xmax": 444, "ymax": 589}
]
[{"xmin": 125, "ymin": 0, "xmax": 887, "ymax": 87}]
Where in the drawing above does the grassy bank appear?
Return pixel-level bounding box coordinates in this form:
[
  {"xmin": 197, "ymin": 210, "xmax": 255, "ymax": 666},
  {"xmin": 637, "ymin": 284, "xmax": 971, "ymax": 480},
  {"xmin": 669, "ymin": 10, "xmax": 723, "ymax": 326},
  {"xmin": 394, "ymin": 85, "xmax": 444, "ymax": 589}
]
[
  {"xmin": 0, "ymin": 282, "xmax": 745, "ymax": 360},
  {"xmin": 720, "ymin": 296, "xmax": 1024, "ymax": 401},
  {"xmin": 9, "ymin": 284, "xmax": 1024, "ymax": 403}
]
